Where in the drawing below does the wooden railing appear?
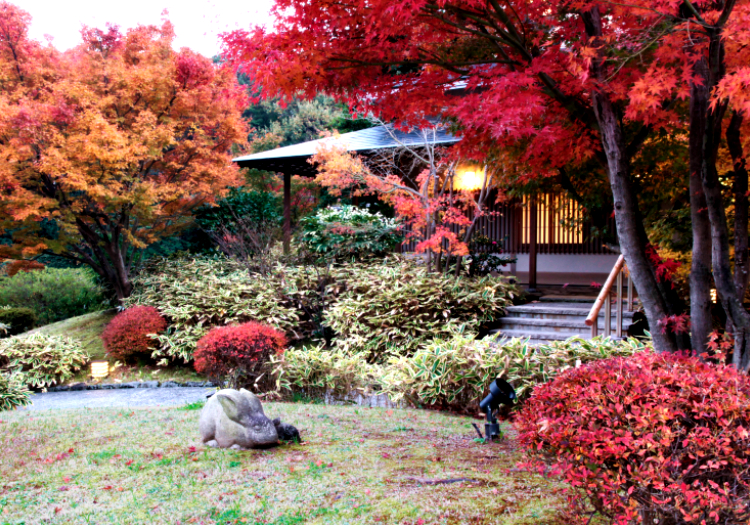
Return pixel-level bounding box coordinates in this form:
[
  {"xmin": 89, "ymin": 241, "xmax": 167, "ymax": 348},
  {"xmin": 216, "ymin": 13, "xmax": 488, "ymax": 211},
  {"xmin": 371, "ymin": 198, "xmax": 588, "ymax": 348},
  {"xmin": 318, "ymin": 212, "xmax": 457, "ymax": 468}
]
[{"xmin": 585, "ymin": 254, "xmax": 635, "ymax": 338}]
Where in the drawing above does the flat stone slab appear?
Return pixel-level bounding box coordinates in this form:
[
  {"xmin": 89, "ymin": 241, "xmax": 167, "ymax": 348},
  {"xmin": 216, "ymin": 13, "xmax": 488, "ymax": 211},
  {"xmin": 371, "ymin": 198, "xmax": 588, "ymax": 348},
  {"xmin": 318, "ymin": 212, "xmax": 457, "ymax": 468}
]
[{"xmin": 22, "ymin": 387, "xmax": 215, "ymax": 411}]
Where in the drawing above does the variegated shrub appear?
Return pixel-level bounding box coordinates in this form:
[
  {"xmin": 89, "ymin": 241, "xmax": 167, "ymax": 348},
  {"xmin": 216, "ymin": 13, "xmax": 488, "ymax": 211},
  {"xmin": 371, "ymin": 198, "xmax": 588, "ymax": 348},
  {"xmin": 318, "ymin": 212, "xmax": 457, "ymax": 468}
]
[{"xmin": 0, "ymin": 333, "xmax": 89, "ymax": 389}]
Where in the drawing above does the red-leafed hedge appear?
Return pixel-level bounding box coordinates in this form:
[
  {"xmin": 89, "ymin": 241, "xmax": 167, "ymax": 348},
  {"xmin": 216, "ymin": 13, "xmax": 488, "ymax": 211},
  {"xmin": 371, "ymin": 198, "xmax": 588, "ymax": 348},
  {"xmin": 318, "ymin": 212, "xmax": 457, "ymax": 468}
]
[
  {"xmin": 101, "ymin": 306, "xmax": 167, "ymax": 361},
  {"xmin": 516, "ymin": 351, "xmax": 750, "ymax": 525},
  {"xmin": 193, "ymin": 322, "xmax": 286, "ymax": 390}
]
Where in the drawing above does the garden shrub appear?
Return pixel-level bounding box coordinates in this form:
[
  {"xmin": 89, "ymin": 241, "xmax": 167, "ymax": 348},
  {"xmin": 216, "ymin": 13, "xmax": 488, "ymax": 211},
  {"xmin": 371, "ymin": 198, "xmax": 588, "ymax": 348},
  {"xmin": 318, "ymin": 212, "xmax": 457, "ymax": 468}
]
[
  {"xmin": 0, "ymin": 307, "xmax": 38, "ymax": 337},
  {"xmin": 298, "ymin": 205, "xmax": 402, "ymax": 259},
  {"xmin": 515, "ymin": 351, "xmax": 750, "ymax": 525},
  {"xmin": 0, "ymin": 268, "xmax": 106, "ymax": 325},
  {"xmin": 195, "ymin": 187, "xmax": 282, "ymax": 232},
  {"xmin": 271, "ymin": 345, "xmax": 376, "ymax": 401},
  {"xmin": 0, "ymin": 333, "xmax": 89, "ymax": 388},
  {"xmin": 126, "ymin": 256, "xmax": 518, "ymax": 363},
  {"xmin": 0, "ymin": 372, "xmax": 30, "ymax": 411},
  {"xmin": 101, "ymin": 306, "xmax": 168, "ymax": 361},
  {"xmin": 324, "ymin": 261, "xmax": 517, "ymax": 360},
  {"xmin": 376, "ymin": 331, "xmax": 647, "ymax": 411},
  {"xmin": 194, "ymin": 322, "xmax": 286, "ymax": 390},
  {"xmin": 125, "ymin": 257, "xmax": 301, "ymax": 362}
]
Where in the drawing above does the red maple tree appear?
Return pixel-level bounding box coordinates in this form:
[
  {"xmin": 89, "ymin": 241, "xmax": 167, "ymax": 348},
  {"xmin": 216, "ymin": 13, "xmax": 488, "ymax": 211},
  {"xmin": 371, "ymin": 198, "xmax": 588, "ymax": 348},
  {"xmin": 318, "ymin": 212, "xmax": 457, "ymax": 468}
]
[{"xmin": 223, "ymin": 0, "xmax": 750, "ymax": 369}]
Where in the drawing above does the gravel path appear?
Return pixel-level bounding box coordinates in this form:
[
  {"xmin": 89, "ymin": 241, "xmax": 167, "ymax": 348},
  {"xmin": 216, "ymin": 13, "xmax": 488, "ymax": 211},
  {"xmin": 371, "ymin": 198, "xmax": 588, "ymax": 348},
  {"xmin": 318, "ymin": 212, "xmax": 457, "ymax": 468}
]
[{"xmin": 22, "ymin": 387, "xmax": 215, "ymax": 411}]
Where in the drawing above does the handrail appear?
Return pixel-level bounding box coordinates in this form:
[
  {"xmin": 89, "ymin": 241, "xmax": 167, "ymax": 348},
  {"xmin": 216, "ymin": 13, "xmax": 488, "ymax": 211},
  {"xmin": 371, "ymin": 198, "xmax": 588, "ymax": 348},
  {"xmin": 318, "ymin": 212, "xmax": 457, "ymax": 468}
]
[{"xmin": 585, "ymin": 254, "xmax": 628, "ymax": 337}]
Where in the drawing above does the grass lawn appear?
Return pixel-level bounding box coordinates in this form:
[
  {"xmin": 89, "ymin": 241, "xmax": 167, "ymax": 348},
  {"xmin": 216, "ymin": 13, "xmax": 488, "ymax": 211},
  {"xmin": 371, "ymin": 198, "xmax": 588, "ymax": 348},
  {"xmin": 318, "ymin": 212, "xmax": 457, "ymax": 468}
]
[
  {"xmin": 0, "ymin": 403, "xmax": 565, "ymax": 525},
  {"xmin": 25, "ymin": 311, "xmax": 204, "ymax": 385}
]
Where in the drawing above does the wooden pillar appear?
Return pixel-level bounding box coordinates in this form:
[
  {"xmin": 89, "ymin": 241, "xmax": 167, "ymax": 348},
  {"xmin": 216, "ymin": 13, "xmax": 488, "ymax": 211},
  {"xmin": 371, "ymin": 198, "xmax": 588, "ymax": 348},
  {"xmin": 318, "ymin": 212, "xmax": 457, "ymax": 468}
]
[
  {"xmin": 283, "ymin": 172, "xmax": 291, "ymax": 255},
  {"xmin": 528, "ymin": 194, "xmax": 538, "ymax": 291}
]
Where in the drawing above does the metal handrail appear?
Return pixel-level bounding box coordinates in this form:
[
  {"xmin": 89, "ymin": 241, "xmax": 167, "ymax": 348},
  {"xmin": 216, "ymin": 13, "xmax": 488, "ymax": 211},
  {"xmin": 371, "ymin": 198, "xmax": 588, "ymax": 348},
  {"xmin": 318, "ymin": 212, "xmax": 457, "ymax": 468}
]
[{"xmin": 585, "ymin": 254, "xmax": 633, "ymax": 338}]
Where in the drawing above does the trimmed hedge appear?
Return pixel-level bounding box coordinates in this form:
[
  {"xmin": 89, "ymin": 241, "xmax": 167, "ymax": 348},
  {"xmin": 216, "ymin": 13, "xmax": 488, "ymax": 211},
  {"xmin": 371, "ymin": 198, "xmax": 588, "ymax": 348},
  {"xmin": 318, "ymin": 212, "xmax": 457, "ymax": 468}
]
[
  {"xmin": 194, "ymin": 322, "xmax": 286, "ymax": 390},
  {"xmin": 516, "ymin": 351, "xmax": 750, "ymax": 524},
  {"xmin": 0, "ymin": 268, "xmax": 106, "ymax": 325},
  {"xmin": 0, "ymin": 307, "xmax": 37, "ymax": 337},
  {"xmin": 101, "ymin": 306, "xmax": 167, "ymax": 361}
]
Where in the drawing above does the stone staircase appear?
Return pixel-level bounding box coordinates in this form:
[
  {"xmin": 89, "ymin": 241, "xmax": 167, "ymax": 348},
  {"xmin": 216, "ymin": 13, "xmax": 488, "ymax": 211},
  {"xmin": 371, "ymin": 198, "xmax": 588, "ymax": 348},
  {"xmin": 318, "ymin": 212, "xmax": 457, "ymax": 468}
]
[{"xmin": 492, "ymin": 296, "xmax": 636, "ymax": 345}]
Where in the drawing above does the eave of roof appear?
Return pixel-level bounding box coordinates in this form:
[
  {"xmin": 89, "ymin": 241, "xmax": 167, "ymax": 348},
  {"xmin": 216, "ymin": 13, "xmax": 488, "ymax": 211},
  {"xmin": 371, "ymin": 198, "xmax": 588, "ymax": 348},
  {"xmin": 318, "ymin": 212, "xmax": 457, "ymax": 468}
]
[{"xmin": 232, "ymin": 124, "xmax": 461, "ymax": 175}]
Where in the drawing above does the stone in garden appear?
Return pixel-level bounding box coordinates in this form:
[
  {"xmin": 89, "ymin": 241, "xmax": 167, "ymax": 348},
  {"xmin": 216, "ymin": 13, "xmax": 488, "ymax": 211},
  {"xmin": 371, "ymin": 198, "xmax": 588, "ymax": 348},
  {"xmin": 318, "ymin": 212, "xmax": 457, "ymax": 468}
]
[
  {"xmin": 160, "ymin": 381, "xmax": 180, "ymax": 388},
  {"xmin": 199, "ymin": 388, "xmax": 279, "ymax": 449}
]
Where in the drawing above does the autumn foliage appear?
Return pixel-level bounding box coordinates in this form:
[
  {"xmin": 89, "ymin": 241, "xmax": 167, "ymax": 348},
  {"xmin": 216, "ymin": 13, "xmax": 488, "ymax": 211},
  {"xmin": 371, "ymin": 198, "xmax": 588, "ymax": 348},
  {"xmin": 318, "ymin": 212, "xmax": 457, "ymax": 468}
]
[
  {"xmin": 0, "ymin": 3, "xmax": 248, "ymax": 300},
  {"xmin": 101, "ymin": 306, "xmax": 167, "ymax": 361},
  {"xmin": 193, "ymin": 322, "xmax": 286, "ymax": 390},
  {"xmin": 516, "ymin": 351, "xmax": 750, "ymax": 524}
]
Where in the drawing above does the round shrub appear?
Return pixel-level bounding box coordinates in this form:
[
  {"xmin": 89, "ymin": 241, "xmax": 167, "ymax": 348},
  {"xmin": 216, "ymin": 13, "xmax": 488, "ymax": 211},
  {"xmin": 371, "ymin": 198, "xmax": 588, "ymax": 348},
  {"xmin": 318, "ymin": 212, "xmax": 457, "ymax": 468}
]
[
  {"xmin": 101, "ymin": 306, "xmax": 167, "ymax": 361},
  {"xmin": 0, "ymin": 333, "xmax": 89, "ymax": 388},
  {"xmin": 516, "ymin": 351, "xmax": 750, "ymax": 524},
  {"xmin": 0, "ymin": 307, "xmax": 38, "ymax": 337},
  {"xmin": 194, "ymin": 322, "xmax": 286, "ymax": 390},
  {"xmin": 298, "ymin": 205, "xmax": 402, "ymax": 260}
]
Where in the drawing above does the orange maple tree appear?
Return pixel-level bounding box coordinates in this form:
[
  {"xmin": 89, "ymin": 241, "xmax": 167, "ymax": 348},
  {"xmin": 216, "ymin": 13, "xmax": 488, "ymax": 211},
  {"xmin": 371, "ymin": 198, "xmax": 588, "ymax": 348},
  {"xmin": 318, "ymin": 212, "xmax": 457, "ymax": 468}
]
[{"xmin": 0, "ymin": 3, "xmax": 248, "ymax": 299}]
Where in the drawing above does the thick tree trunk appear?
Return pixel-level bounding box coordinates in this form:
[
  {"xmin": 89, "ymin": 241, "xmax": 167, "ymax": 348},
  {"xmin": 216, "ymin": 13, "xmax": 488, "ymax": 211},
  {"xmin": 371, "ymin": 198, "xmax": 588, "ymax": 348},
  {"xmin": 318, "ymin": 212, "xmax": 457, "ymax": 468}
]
[
  {"xmin": 727, "ymin": 111, "xmax": 749, "ymax": 299},
  {"xmin": 584, "ymin": 7, "xmax": 678, "ymax": 353},
  {"xmin": 73, "ymin": 218, "xmax": 134, "ymax": 302},
  {"xmin": 694, "ymin": 45, "xmax": 750, "ymax": 371},
  {"xmin": 688, "ymin": 60, "xmax": 715, "ymax": 355}
]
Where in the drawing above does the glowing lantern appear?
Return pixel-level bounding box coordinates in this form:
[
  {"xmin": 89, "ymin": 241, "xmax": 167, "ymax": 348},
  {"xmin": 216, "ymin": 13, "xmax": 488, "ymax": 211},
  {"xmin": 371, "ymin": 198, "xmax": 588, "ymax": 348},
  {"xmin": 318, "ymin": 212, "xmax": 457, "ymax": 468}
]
[
  {"xmin": 91, "ymin": 360, "xmax": 109, "ymax": 379},
  {"xmin": 454, "ymin": 164, "xmax": 485, "ymax": 191}
]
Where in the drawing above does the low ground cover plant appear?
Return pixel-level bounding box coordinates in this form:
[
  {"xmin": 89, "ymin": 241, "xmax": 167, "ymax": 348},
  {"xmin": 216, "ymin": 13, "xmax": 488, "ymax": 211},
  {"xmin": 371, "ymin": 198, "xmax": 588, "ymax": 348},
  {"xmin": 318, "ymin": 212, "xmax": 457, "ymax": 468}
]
[
  {"xmin": 325, "ymin": 262, "xmax": 515, "ymax": 360},
  {"xmin": 0, "ymin": 306, "xmax": 38, "ymax": 337},
  {"xmin": 0, "ymin": 267, "xmax": 106, "ymax": 325},
  {"xmin": 273, "ymin": 332, "xmax": 647, "ymax": 410},
  {"xmin": 126, "ymin": 255, "xmax": 517, "ymax": 363},
  {"xmin": 298, "ymin": 205, "xmax": 402, "ymax": 260},
  {"xmin": 0, "ymin": 372, "xmax": 30, "ymax": 410},
  {"xmin": 194, "ymin": 322, "xmax": 286, "ymax": 390},
  {"xmin": 271, "ymin": 345, "xmax": 376, "ymax": 400},
  {"xmin": 516, "ymin": 351, "xmax": 750, "ymax": 524},
  {"xmin": 101, "ymin": 306, "xmax": 168, "ymax": 361},
  {"xmin": 0, "ymin": 333, "xmax": 89, "ymax": 388}
]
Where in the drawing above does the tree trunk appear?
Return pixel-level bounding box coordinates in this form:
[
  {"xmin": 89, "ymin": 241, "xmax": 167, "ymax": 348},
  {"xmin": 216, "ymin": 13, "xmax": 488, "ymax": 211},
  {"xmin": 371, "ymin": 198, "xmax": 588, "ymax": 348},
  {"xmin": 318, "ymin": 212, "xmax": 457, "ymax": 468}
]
[
  {"xmin": 584, "ymin": 7, "xmax": 678, "ymax": 353},
  {"xmin": 688, "ymin": 59, "xmax": 714, "ymax": 355},
  {"xmin": 727, "ymin": 111, "xmax": 749, "ymax": 299},
  {"xmin": 693, "ymin": 43, "xmax": 750, "ymax": 372},
  {"xmin": 73, "ymin": 218, "xmax": 134, "ymax": 302}
]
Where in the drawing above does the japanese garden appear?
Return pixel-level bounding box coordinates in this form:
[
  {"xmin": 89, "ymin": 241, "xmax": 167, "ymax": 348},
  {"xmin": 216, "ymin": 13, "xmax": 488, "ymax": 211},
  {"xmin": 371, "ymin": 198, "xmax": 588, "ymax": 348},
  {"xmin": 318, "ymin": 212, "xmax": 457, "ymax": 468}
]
[{"xmin": 0, "ymin": 0, "xmax": 749, "ymax": 523}]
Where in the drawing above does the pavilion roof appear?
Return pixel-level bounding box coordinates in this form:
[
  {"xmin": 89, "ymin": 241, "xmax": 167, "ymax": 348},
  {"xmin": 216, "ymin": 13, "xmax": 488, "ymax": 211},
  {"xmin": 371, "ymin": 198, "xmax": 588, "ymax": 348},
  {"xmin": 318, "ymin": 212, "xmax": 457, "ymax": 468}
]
[{"xmin": 232, "ymin": 123, "xmax": 460, "ymax": 176}]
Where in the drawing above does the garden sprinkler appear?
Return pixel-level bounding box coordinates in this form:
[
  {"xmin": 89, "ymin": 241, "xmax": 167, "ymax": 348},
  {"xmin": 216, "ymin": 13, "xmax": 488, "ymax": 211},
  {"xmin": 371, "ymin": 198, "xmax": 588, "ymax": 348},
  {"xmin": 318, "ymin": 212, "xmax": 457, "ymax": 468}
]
[{"xmin": 477, "ymin": 378, "xmax": 516, "ymax": 442}]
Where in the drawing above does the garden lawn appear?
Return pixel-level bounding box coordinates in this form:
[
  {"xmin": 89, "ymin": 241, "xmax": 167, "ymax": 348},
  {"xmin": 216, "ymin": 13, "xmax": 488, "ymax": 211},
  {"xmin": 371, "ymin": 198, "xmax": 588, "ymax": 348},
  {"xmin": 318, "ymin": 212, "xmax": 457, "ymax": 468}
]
[{"xmin": 0, "ymin": 403, "xmax": 564, "ymax": 525}]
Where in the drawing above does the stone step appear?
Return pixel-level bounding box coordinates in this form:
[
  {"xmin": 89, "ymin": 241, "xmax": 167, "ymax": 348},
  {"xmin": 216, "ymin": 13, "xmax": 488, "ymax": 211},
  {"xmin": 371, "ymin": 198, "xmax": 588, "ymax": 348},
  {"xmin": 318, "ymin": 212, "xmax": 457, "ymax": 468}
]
[
  {"xmin": 498, "ymin": 316, "xmax": 631, "ymax": 334},
  {"xmin": 490, "ymin": 328, "xmax": 626, "ymax": 343},
  {"xmin": 504, "ymin": 304, "xmax": 635, "ymax": 321}
]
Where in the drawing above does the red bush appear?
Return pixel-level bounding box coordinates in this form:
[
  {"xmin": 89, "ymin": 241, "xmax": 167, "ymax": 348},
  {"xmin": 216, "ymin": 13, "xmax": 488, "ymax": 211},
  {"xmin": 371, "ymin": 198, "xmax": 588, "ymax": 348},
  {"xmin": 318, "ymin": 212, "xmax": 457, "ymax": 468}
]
[
  {"xmin": 515, "ymin": 351, "xmax": 750, "ymax": 525},
  {"xmin": 101, "ymin": 306, "xmax": 167, "ymax": 361},
  {"xmin": 193, "ymin": 322, "xmax": 286, "ymax": 389}
]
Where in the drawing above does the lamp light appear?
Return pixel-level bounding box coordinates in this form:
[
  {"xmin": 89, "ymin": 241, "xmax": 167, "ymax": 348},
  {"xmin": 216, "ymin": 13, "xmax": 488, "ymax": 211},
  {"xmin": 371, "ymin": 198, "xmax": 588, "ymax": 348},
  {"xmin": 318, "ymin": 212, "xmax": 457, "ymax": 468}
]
[
  {"xmin": 91, "ymin": 360, "xmax": 109, "ymax": 380},
  {"xmin": 454, "ymin": 163, "xmax": 485, "ymax": 191},
  {"xmin": 478, "ymin": 378, "xmax": 517, "ymax": 441}
]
